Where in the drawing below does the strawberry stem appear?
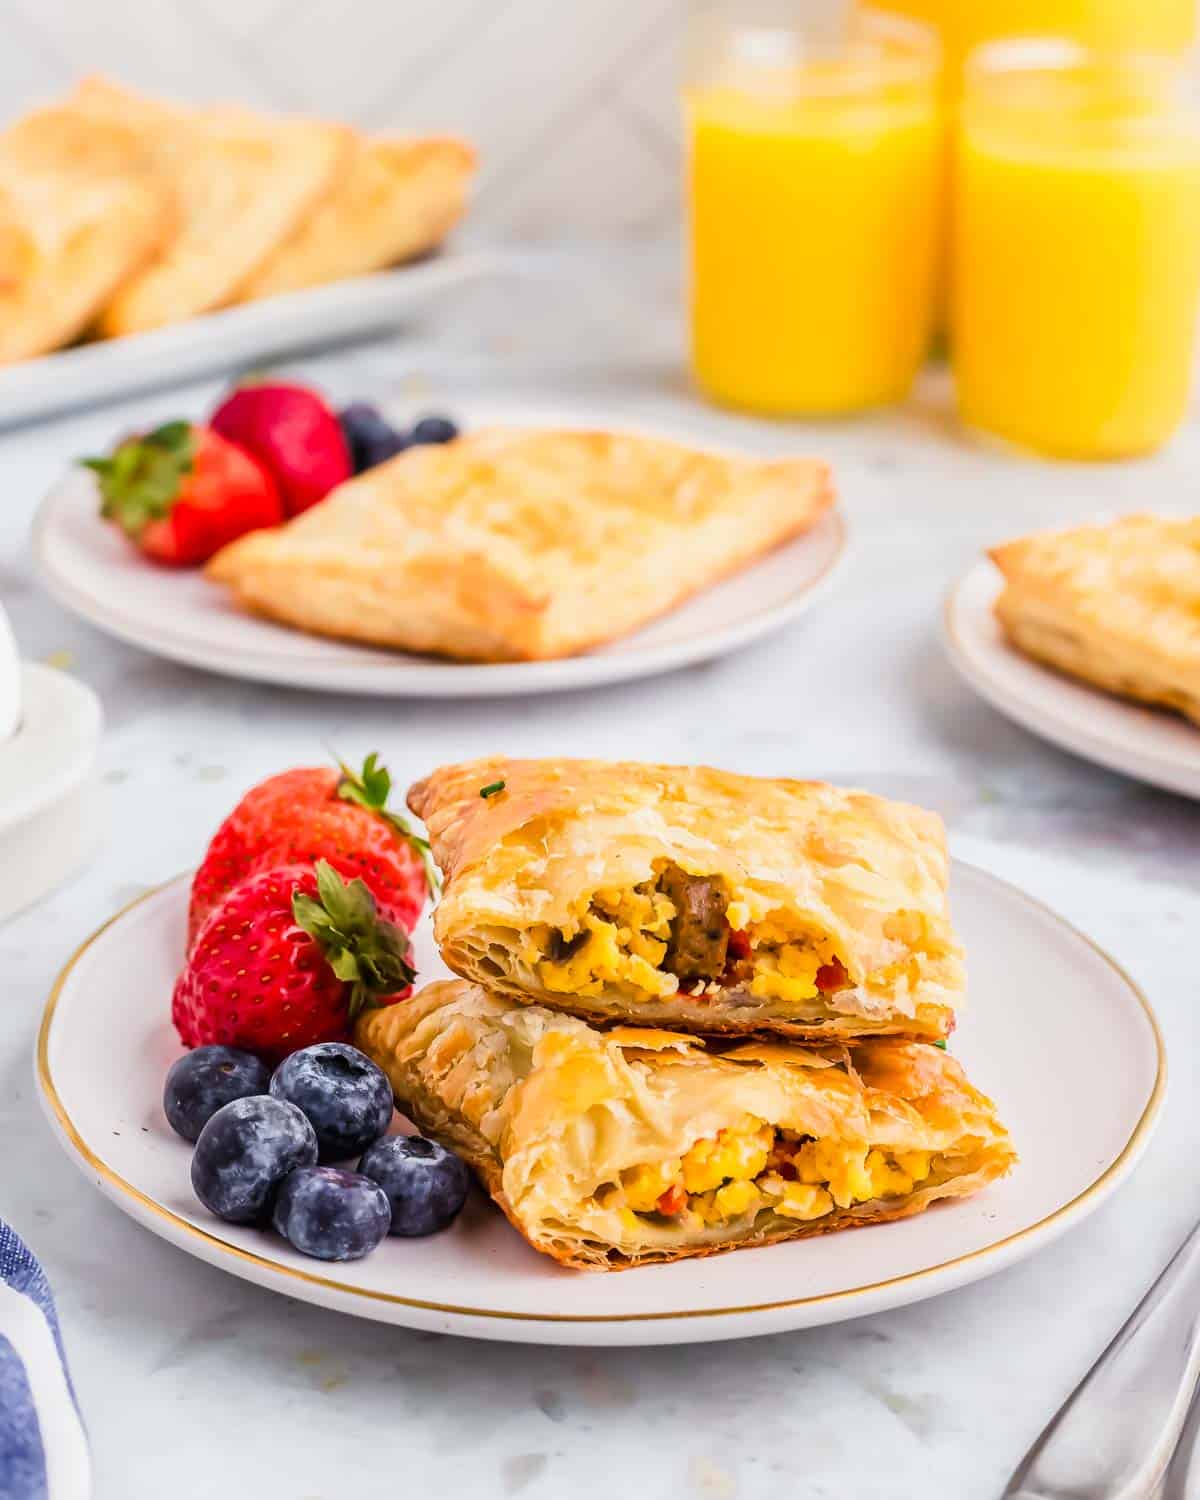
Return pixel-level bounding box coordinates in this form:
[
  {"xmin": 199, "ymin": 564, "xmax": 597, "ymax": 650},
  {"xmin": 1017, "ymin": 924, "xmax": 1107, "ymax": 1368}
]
[
  {"xmin": 292, "ymin": 859, "xmax": 416, "ymax": 1019},
  {"xmin": 82, "ymin": 421, "xmax": 194, "ymax": 541},
  {"xmin": 333, "ymin": 751, "xmax": 441, "ymax": 896}
]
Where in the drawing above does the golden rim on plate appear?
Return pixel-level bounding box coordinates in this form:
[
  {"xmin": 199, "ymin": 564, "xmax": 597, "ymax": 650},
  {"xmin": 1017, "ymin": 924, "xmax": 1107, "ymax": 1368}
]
[{"xmin": 36, "ymin": 865, "xmax": 1166, "ymax": 1325}]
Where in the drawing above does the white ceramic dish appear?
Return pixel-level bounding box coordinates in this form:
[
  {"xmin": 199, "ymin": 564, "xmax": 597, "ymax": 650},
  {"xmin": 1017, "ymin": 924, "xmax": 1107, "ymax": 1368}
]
[
  {"xmin": 37, "ymin": 860, "xmax": 1163, "ymax": 1347},
  {"xmin": 32, "ymin": 426, "xmax": 849, "ymax": 699},
  {"xmin": 945, "ymin": 559, "xmax": 1200, "ymax": 800},
  {"xmin": 0, "ymin": 600, "xmax": 104, "ymax": 922},
  {"xmin": 0, "ymin": 253, "xmax": 494, "ymax": 430}
]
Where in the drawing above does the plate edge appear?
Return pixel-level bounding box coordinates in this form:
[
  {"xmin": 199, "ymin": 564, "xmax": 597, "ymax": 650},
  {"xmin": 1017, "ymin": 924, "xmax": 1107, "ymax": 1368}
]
[{"xmin": 942, "ymin": 564, "xmax": 1200, "ymax": 795}]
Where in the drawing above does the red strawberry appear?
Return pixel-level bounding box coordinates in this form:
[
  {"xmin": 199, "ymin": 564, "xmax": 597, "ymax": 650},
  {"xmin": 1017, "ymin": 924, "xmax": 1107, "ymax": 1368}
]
[
  {"xmin": 173, "ymin": 859, "xmax": 415, "ymax": 1063},
  {"xmin": 187, "ymin": 753, "xmax": 433, "ymax": 948},
  {"xmin": 209, "ymin": 382, "xmax": 351, "ymax": 517},
  {"xmin": 85, "ymin": 421, "xmax": 283, "ymax": 566}
]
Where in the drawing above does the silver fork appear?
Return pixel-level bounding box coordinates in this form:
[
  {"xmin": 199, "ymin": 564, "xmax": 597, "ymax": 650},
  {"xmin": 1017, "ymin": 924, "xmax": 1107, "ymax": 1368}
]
[{"xmin": 1004, "ymin": 1219, "xmax": 1200, "ymax": 1499}]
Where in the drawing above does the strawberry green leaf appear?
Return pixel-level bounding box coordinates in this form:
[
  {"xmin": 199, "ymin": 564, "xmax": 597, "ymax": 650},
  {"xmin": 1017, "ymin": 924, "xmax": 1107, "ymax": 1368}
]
[
  {"xmin": 333, "ymin": 750, "xmax": 440, "ymax": 896},
  {"xmin": 82, "ymin": 421, "xmax": 196, "ymax": 541},
  {"xmin": 292, "ymin": 858, "xmax": 416, "ymax": 1019}
]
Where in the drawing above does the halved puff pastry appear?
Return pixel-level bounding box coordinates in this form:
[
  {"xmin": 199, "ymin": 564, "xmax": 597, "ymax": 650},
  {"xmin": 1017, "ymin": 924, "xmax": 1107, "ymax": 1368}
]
[
  {"xmin": 990, "ymin": 514, "xmax": 1200, "ymax": 726},
  {"xmin": 206, "ymin": 428, "xmax": 834, "ymax": 662},
  {"xmin": 356, "ymin": 980, "xmax": 1014, "ymax": 1270},
  {"xmin": 408, "ymin": 758, "xmax": 965, "ymax": 1041},
  {"xmin": 240, "ymin": 134, "xmax": 476, "ymax": 300}
]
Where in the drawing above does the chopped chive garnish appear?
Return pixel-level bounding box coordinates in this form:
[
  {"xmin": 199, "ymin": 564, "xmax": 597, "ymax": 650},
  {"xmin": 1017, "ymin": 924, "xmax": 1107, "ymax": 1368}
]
[
  {"xmin": 933, "ymin": 1039, "xmax": 948, "ymax": 1050},
  {"xmin": 479, "ymin": 780, "xmax": 506, "ymax": 800}
]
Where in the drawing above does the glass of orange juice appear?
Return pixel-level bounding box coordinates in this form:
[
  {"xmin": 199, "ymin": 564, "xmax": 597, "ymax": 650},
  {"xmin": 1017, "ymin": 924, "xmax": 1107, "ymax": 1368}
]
[
  {"xmin": 877, "ymin": 0, "xmax": 1196, "ymax": 83},
  {"xmin": 686, "ymin": 6, "xmax": 944, "ymax": 416},
  {"xmin": 952, "ymin": 40, "xmax": 1200, "ymax": 459}
]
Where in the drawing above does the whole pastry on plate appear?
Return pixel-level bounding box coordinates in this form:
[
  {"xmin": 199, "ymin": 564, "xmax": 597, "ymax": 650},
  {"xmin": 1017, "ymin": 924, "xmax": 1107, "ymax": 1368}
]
[
  {"xmin": 0, "ymin": 103, "xmax": 172, "ymax": 362},
  {"xmin": 206, "ymin": 427, "xmax": 834, "ymax": 661},
  {"xmin": 406, "ymin": 757, "xmax": 964, "ymax": 1042},
  {"xmin": 990, "ymin": 513, "xmax": 1200, "ymax": 726},
  {"xmin": 355, "ymin": 981, "xmax": 1015, "ymax": 1270},
  {"xmin": 240, "ymin": 134, "xmax": 476, "ymax": 301}
]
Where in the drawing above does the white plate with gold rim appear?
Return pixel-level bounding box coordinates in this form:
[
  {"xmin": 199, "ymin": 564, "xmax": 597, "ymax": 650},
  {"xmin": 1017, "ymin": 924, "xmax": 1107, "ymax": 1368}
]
[
  {"xmin": 31, "ymin": 405, "xmax": 849, "ymax": 698},
  {"xmin": 944, "ymin": 559, "xmax": 1200, "ymax": 800},
  {"xmin": 35, "ymin": 859, "xmax": 1163, "ymax": 1346}
]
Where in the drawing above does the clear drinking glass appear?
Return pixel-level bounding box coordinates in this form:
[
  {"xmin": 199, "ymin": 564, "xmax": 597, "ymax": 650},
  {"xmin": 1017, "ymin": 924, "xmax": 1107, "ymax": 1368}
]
[
  {"xmin": 685, "ymin": 4, "xmax": 944, "ymax": 416},
  {"xmin": 952, "ymin": 40, "xmax": 1200, "ymax": 459}
]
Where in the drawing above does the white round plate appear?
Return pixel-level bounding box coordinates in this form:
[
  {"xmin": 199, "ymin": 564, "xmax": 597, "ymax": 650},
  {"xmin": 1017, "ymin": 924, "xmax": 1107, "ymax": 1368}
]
[
  {"xmin": 32, "ymin": 458, "xmax": 846, "ymax": 699},
  {"xmin": 37, "ymin": 860, "xmax": 1163, "ymax": 1347},
  {"xmin": 945, "ymin": 559, "xmax": 1200, "ymax": 800}
]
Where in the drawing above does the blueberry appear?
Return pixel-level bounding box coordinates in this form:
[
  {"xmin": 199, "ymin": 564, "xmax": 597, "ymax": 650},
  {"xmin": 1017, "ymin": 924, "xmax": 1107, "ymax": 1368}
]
[
  {"xmin": 164, "ymin": 1046, "xmax": 272, "ymax": 1143},
  {"xmin": 358, "ymin": 1134, "xmax": 471, "ymax": 1237},
  {"xmin": 270, "ymin": 1043, "xmax": 394, "ymax": 1163},
  {"xmin": 408, "ymin": 414, "xmax": 459, "ymax": 447},
  {"xmin": 272, "ymin": 1166, "xmax": 391, "ymax": 1261},
  {"xmin": 338, "ymin": 402, "xmax": 408, "ymax": 472},
  {"xmin": 191, "ymin": 1096, "xmax": 317, "ymax": 1224}
]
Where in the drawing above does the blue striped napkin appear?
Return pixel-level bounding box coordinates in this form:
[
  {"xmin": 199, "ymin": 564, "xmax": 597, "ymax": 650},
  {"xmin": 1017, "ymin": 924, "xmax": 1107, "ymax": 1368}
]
[{"xmin": 0, "ymin": 1220, "xmax": 89, "ymax": 1500}]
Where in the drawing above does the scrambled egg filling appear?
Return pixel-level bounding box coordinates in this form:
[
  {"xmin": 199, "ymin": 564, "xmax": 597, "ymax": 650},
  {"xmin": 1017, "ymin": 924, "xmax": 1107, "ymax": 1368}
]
[
  {"xmin": 529, "ymin": 867, "xmax": 854, "ymax": 1008},
  {"xmin": 602, "ymin": 1118, "xmax": 934, "ymax": 1230},
  {"xmin": 532, "ymin": 882, "xmax": 679, "ymax": 999}
]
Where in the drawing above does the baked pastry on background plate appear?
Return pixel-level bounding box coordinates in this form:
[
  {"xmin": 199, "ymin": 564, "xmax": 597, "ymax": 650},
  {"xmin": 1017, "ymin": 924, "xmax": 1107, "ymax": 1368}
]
[
  {"xmin": 991, "ymin": 514, "xmax": 1200, "ymax": 727},
  {"xmin": 65, "ymin": 77, "xmax": 351, "ymax": 336},
  {"xmin": 206, "ymin": 427, "xmax": 834, "ymax": 661},
  {"xmin": 240, "ymin": 134, "xmax": 476, "ymax": 300},
  {"xmin": 407, "ymin": 757, "xmax": 963, "ymax": 1041},
  {"xmin": 356, "ymin": 981, "xmax": 1014, "ymax": 1270},
  {"xmin": 0, "ymin": 103, "xmax": 172, "ymax": 362}
]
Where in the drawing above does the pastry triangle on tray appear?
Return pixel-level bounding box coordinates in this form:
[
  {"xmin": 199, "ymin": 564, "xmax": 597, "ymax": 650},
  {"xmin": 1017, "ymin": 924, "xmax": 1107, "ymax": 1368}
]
[{"xmin": 65, "ymin": 76, "xmax": 352, "ymax": 336}]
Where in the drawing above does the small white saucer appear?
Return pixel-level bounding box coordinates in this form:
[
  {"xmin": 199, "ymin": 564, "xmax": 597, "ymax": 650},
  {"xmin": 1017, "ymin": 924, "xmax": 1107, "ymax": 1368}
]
[{"xmin": 0, "ymin": 662, "xmax": 104, "ymax": 923}]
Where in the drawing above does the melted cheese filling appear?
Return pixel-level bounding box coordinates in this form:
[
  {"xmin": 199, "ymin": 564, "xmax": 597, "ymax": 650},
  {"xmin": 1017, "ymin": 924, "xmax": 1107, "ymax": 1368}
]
[{"xmin": 598, "ymin": 1118, "xmax": 934, "ymax": 1230}]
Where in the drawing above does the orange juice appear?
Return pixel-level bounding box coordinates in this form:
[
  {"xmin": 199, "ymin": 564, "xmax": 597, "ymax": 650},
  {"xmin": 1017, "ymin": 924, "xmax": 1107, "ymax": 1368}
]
[
  {"xmin": 952, "ymin": 45, "xmax": 1200, "ymax": 458},
  {"xmin": 686, "ymin": 14, "xmax": 943, "ymax": 415},
  {"xmin": 878, "ymin": 0, "xmax": 1196, "ymax": 78}
]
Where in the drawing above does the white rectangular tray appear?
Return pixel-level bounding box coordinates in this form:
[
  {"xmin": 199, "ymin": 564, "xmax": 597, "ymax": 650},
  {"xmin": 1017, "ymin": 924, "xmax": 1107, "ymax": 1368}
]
[{"xmin": 0, "ymin": 250, "xmax": 495, "ymax": 430}]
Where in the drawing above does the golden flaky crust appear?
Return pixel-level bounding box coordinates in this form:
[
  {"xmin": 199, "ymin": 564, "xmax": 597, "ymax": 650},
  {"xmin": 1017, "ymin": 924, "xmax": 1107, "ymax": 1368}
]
[
  {"xmin": 355, "ymin": 981, "xmax": 1014, "ymax": 1271},
  {"xmin": 0, "ymin": 104, "xmax": 173, "ymax": 362},
  {"xmin": 240, "ymin": 135, "xmax": 476, "ymax": 299},
  {"xmin": 206, "ymin": 427, "xmax": 834, "ymax": 661},
  {"xmin": 990, "ymin": 514, "xmax": 1200, "ymax": 726},
  {"xmin": 63, "ymin": 78, "xmax": 351, "ymax": 336},
  {"xmin": 407, "ymin": 758, "xmax": 964, "ymax": 1041}
]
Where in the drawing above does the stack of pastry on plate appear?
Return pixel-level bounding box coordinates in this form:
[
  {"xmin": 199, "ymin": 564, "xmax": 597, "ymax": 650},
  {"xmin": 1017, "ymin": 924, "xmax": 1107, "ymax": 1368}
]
[
  {"xmin": 0, "ymin": 76, "xmax": 475, "ymax": 363},
  {"xmin": 355, "ymin": 757, "xmax": 1015, "ymax": 1270}
]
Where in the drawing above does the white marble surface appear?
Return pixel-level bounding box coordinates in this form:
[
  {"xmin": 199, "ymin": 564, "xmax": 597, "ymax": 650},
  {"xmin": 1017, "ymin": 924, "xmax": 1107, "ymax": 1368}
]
[{"xmin": 2, "ymin": 257, "xmax": 1199, "ymax": 1499}]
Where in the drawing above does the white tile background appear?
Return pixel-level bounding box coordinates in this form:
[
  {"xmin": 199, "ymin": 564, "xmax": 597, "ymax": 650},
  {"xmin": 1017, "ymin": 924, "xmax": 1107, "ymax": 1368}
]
[{"xmin": 2, "ymin": 0, "xmax": 687, "ymax": 240}]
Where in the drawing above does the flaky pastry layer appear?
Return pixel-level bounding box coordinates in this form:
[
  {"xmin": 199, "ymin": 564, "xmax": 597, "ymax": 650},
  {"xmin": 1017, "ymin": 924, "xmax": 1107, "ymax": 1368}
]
[
  {"xmin": 409, "ymin": 758, "xmax": 965, "ymax": 1041},
  {"xmin": 991, "ymin": 514, "xmax": 1200, "ymax": 726},
  {"xmin": 241, "ymin": 134, "xmax": 475, "ymax": 299},
  {"xmin": 64, "ymin": 77, "xmax": 351, "ymax": 336},
  {"xmin": 356, "ymin": 981, "xmax": 1014, "ymax": 1270},
  {"xmin": 0, "ymin": 102, "xmax": 173, "ymax": 362}
]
